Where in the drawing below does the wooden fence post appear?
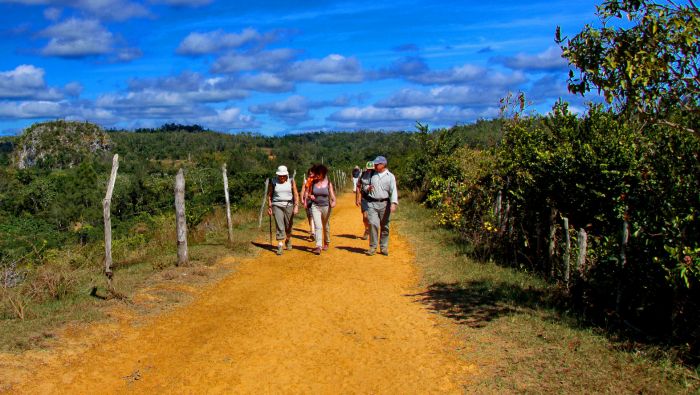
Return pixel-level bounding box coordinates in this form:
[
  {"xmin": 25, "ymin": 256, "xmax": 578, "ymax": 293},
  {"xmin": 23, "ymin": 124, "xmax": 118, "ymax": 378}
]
[
  {"xmin": 576, "ymin": 228, "xmax": 587, "ymax": 274},
  {"xmin": 616, "ymin": 219, "xmax": 630, "ymax": 313},
  {"xmin": 222, "ymin": 164, "xmax": 233, "ymax": 243},
  {"xmin": 258, "ymin": 178, "xmax": 270, "ymax": 228},
  {"xmin": 563, "ymin": 217, "xmax": 571, "ymax": 287},
  {"xmin": 175, "ymin": 168, "xmax": 188, "ymax": 266},
  {"xmin": 549, "ymin": 207, "xmax": 559, "ymax": 277},
  {"xmin": 103, "ymin": 154, "xmax": 119, "ymax": 291}
]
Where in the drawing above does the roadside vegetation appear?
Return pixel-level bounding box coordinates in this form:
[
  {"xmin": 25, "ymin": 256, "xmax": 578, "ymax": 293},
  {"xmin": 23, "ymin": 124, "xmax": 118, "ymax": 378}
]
[
  {"xmin": 395, "ymin": 198, "xmax": 698, "ymax": 393},
  {"xmin": 400, "ymin": 0, "xmax": 699, "ymax": 371}
]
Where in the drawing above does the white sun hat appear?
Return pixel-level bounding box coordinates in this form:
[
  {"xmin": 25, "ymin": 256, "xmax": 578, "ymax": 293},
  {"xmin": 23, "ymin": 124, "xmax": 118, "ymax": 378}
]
[{"xmin": 276, "ymin": 165, "xmax": 289, "ymax": 176}]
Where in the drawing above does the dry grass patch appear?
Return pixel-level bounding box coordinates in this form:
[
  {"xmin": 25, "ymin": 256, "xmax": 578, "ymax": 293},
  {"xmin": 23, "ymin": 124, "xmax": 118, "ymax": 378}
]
[{"xmin": 0, "ymin": 207, "xmax": 259, "ymax": 353}]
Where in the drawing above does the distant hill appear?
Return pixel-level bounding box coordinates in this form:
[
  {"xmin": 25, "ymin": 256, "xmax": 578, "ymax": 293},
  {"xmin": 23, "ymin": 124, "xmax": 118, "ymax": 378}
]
[{"xmin": 13, "ymin": 120, "xmax": 111, "ymax": 169}]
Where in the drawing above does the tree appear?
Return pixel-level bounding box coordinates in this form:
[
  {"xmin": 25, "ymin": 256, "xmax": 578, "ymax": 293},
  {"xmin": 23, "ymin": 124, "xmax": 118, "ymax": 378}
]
[{"xmin": 557, "ymin": 0, "xmax": 700, "ymax": 136}]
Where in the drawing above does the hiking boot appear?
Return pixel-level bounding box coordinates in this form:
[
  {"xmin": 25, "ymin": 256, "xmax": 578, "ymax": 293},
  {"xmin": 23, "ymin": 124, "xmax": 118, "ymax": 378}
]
[
  {"xmin": 313, "ymin": 247, "xmax": 322, "ymax": 255},
  {"xmin": 285, "ymin": 239, "xmax": 293, "ymax": 250},
  {"xmin": 366, "ymin": 248, "xmax": 376, "ymax": 256},
  {"xmin": 276, "ymin": 244, "xmax": 283, "ymax": 255},
  {"xmin": 360, "ymin": 230, "xmax": 369, "ymax": 240},
  {"xmin": 380, "ymin": 250, "xmax": 389, "ymax": 256}
]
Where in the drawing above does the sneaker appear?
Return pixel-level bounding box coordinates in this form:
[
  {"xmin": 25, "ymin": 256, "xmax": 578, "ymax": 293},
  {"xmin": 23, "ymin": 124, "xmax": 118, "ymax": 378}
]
[
  {"xmin": 285, "ymin": 239, "xmax": 293, "ymax": 250},
  {"xmin": 276, "ymin": 244, "xmax": 283, "ymax": 255},
  {"xmin": 366, "ymin": 248, "xmax": 376, "ymax": 256},
  {"xmin": 380, "ymin": 250, "xmax": 389, "ymax": 256},
  {"xmin": 313, "ymin": 247, "xmax": 322, "ymax": 255},
  {"xmin": 360, "ymin": 230, "xmax": 369, "ymax": 240},
  {"xmin": 322, "ymin": 244, "xmax": 329, "ymax": 251}
]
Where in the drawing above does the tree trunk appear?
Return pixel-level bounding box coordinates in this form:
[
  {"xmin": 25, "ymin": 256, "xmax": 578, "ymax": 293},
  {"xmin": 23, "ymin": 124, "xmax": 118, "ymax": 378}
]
[
  {"xmin": 222, "ymin": 164, "xmax": 233, "ymax": 243},
  {"xmin": 103, "ymin": 154, "xmax": 119, "ymax": 290},
  {"xmin": 175, "ymin": 168, "xmax": 188, "ymax": 266}
]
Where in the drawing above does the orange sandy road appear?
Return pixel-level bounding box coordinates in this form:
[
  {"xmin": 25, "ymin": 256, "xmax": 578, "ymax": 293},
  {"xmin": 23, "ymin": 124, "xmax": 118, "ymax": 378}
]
[{"xmin": 1, "ymin": 193, "xmax": 473, "ymax": 394}]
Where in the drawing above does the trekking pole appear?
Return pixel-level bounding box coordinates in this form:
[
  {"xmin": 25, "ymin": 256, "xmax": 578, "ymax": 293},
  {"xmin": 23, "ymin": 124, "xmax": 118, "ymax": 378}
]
[{"xmin": 269, "ymin": 210, "xmax": 273, "ymax": 245}]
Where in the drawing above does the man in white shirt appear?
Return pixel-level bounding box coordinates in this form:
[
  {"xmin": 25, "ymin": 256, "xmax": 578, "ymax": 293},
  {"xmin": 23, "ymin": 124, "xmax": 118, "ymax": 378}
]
[{"xmin": 363, "ymin": 156, "xmax": 398, "ymax": 256}]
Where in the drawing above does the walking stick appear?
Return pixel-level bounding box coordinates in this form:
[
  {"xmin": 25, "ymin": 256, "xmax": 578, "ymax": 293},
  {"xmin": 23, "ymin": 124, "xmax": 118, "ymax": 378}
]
[{"xmin": 269, "ymin": 210, "xmax": 273, "ymax": 246}]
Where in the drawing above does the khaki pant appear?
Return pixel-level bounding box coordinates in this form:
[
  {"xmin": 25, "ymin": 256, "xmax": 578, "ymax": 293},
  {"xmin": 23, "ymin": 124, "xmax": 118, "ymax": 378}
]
[
  {"xmin": 310, "ymin": 204, "xmax": 331, "ymax": 248},
  {"xmin": 367, "ymin": 201, "xmax": 391, "ymax": 252},
  {"xmin": 272, "ymin": 204, "xmax": 294, "ymax": 241}
]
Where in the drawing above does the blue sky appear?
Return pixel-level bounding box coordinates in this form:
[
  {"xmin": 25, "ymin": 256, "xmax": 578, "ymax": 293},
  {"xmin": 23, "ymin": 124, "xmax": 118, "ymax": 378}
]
[{"xmin": 0, "ymin": 0, "xmax": 601, "ymax": 135}]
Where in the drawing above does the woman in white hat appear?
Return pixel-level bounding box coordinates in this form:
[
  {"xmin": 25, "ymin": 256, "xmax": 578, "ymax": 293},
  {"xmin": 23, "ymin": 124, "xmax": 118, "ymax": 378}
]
[{"xmin": 267, "ymin": 165, "xmax": 300, "ymax": 255}]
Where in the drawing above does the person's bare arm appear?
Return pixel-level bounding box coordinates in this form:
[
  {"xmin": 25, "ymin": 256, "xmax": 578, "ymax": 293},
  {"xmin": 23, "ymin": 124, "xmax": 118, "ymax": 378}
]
[
  {"xmin": 329, "ymin": 182, "xmax": 337, "ymax": 208},
  {"xmin": 292, "ymin": 179, "xmax": 300, "ymax": 214}
]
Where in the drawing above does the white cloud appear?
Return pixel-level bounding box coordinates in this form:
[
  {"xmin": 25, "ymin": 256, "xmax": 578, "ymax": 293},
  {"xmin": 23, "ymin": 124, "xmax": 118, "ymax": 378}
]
[
  {"xmin": 126, "ymin": 72, "xmax": 249, "ymax": 102},
  {"xmin": 63, "ymin": 81, "xmax": 83, "ymax": 97},
  {"xmin": 286, "ymin": 54, "xmax": 364, "ymax": 83},
  {"xmin": 238, "ymin": 73, "xmax": 294, "ymax": 93},
  {"xmin": 378, "ymin": 85, "xmax": 505, "ymax": 108},
  {"xmin": 198, "ymin": 107, "xmax": 258, "ymax": 130},
  {"xmin": 211, "ymin": 48, "xmax": 297, "ymax": 73},
  {"xmin": 409, "ymin": 64, "xmax": 526, "ymax": 86},
  {"xmin": 40, "ymin": 18, "xmax": 114, "ymax": 57},
  {"xmin": 0, "ymin": 64, "xmax": 63, "ymax": 100},
  {"xmin": 328, "ymin": 105, "xmax": 499, "ymax": 129},
  {"xmin": 38, "ymin": 18, "xmax": 141, "ymax": 61},
  {"xmin": 249, "ymin": 95, "xmax": 311, "ymax": 125},
  {"xmin": 497, "ymin": 46, "xmax": 568, "ymax": 72},
  {"xmin": 2, "ymin": 0, "xmax": 150, "ymax": 20},
  {"xmin": 177, "ymin": 28, "xmax": 275, "ymax": 55},
  {"xmin": 0, "ymin": 100, "xmax": 64, "ymax": 119}
]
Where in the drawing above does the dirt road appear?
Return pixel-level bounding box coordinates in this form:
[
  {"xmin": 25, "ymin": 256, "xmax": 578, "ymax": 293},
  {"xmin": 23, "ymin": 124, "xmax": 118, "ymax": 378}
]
[{"xmin": 1, "ymin": 193, "xmax": 473, "ymax": 393}]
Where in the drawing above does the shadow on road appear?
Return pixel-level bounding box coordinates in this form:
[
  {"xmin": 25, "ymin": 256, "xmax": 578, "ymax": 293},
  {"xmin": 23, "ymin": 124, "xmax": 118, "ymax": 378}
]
[
  {"xmin": 407, "ymin": 281, "xmax": 551, "ymax": 328},
  {"xmin": 336, "ymin": 233, "xmax": 360, "ymax": 239},
  {"xmin": 336, "ymin": 246, "xmax": 367, "ymax": 255},
  {"xmin": 251, "ymin": 241, "xmax": 276, "ymax": 254}
]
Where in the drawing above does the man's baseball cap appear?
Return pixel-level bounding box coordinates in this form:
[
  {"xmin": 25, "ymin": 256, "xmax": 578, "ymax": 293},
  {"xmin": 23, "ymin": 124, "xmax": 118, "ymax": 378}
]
[{"xmin": 373, "ymin": 156, "xmax": 387, "ymax": 165}]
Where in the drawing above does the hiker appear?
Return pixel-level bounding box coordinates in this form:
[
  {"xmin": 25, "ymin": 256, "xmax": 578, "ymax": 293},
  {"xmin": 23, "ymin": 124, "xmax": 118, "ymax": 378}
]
[
  {"xmin": 355, "ymin": 161, "xmax": 374, "ymax": 240},
  {"xmin": 267, "ymin": 165, "xmax": 300, "ymax": 255},
  {"xmin": 351, "ymin": 165, "xmax": 361, "ymax": 192},
  {"xmin": 308, "ymin": 164, "xmax": 336, "ymax": 255},
  {"xmin": 300, "ymin": 166, "xmax": 317, "ymax": 241},
  {"xmin": 362, "ymin": 156, "xmax": 398, "ymax": 256}
]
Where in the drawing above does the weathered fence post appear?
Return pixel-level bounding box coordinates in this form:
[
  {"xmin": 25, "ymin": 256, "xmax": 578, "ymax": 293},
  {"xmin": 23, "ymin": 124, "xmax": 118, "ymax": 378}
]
[
  {"xmin": 576, "ymin": 228, "xmax": 587, "ymax": 274},
  {"xmin": 222, "ymin": 164, "xmax": 233, "ymax": 243},
  {"xmin": 616, "ymin": 218, "xmax": 630, "ymax": 313},
  {"xmin": 494, "ymin": 190, "xmax": 502, "ymax": 228},
  {"xmin": 258, "ymin": 178, "xmax": 270, "ymax": 228},
  {"xmin": 103, "ymin": 154, "xmax": 119, "ymax": 291},
  {"xmin": 563, "ymin": 217, "xmax": 571, "ymax": 287},
  {"xmin": 549, "ymin": 207, "xmax": 559, "ymax": 277},
  {"xmin": 175, "ymin": 168, "xmax": 188, "ymax": 266}
]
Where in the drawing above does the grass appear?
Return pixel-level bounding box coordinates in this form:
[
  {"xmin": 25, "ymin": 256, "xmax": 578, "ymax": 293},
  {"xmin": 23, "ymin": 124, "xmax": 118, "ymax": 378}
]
[
  {"xmin": 0, "ymin": 206, "xmax": 260, "ymax": 353},
  {"xmin": 394, "ymin": 197, "xmax": 700, "ymax": 394}
]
